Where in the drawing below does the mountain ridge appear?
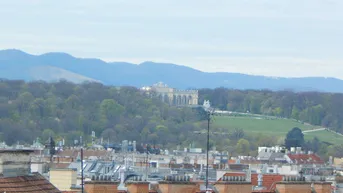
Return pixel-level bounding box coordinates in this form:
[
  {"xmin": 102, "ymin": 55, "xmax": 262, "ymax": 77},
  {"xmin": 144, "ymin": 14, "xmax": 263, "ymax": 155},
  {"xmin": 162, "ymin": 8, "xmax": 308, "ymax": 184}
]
[{"xmin": 0, "ymin": 49, "xmax": 343, "ymax": 93}]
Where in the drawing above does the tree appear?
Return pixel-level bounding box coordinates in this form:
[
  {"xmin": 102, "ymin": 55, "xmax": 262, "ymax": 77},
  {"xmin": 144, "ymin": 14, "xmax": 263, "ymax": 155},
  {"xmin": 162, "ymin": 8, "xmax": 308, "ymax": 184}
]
[
  {"xmin": 0, "ymin": 80, "xmax": 207, "ymax": 147},
  {"xmin": 311, "ymin": 137, "xmax": 320, "ymax": 153},
  {"xmin": 229, "ymin": 128, "xmax": 245, "ymax": 141},
  {"xmin": 16, "ymin": 91, "xmax": 34, "ymax": 113},
  {"xmin": 193, "ymin": 107, "xmax": 208, "ymax": 121},
  {"xmin": 303, "ymin": 137, "xmax": 320, "ymax": 153},
  {"xmin": 256, "ymin": 134, "xmax": 277, "ymax": 147},
  {"xmin": 199, "ymin": 88, "xmax": 343, "ymax": 135},
  {"xmin": 249, "ymin": 97, "xmax": 261, "ymax": 114},
  {"xmin": 101, "ymin": 128, "xmax": 117, "ymax": 143},
  {"xmin": 285, "ymin": 127, "xmax": 304, "ymax": 149},
  {"xmin": 291, "ymin": 106, "xmax": 300, "ymax": 120},
  {"xmin": 42, "ymin": 129, "xmax": 56, "ymax": 141},
  {"xmin": 100, "ymin": 99, "xmax": 124, "ymax": 120},
  {"xmin": 236, "ymin": 139, "xmax": 250, "ymax": 155}
]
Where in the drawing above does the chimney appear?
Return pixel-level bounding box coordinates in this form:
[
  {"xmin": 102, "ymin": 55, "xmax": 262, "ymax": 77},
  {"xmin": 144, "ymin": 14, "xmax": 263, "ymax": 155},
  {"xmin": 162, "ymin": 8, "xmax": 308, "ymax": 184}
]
[
  {"xmin": 125, "ymin": 175, "xmax": 149, "ymax": 193},
  {"xmin": 313, "ymin": 177, "xmax": 332, "ymax": 193},
  {"xmin": 0, "ymin": 149, "xmax": 33, "ymax": 177},
  {"xmin": 126, "ymin": 181, "xmax": 149, "ymax": 193},
  {"xmin": 49, "ymin": 168, "xmax": 77, "ymax": 191},
  {"xmin": 276, "ymin": 176, "xmax": 311, "ymax": 193},
  {"xmin": 85, "ymin": 175, "xmax": 119, "ymax": 193},
  {"xmin": 158, "ymin": 175, "xmax": 200, "ymax": 193},
  {"xmin": 214, "ymin": 176, "xmax": 252, "ymax": 193}
]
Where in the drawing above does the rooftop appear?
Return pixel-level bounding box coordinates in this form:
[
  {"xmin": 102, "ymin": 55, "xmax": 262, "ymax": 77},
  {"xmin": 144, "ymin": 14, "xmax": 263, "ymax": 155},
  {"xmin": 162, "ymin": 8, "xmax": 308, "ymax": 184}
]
[
  {"xmin": 287, "ymin": 153, "xmax": 324, "ymax": 164},
  {"xmin": 0, "ymin": 173, "xmax": 60, "ymax": 193},
  {"xmin": 251, "ymin": 174, "xmax": 283, "ymax": 191},
  {"xmin": 0, "ymin": 149, "xmax": 34, "ymax": 154}
]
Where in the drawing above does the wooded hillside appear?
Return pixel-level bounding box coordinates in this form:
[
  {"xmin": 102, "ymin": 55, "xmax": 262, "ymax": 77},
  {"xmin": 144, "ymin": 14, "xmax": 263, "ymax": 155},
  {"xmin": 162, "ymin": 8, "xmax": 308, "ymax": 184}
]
[
  {"xmin": 1, "ymin": 80, "xmax": 343, "ymax": 159},
  {"xmin": 0, "ymin": 79, "xmax": 204, "ymax": 146}
]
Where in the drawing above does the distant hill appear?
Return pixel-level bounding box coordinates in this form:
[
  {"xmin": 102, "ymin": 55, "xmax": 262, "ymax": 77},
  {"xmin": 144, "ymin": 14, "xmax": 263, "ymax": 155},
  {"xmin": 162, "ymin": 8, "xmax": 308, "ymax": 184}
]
[{"xmin": 1, "ymin": 49, "xmax": 343, "ymax": 92}]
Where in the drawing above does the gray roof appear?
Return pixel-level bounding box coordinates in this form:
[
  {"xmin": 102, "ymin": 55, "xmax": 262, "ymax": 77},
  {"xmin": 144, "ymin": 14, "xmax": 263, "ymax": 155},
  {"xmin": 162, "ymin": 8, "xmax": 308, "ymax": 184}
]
[
  {"xmin": 257, "ymin": 152, "xmax": 286, "ymax": 162},
  {"xmin": 269, "ymin": 153, "xmax": 286, "ymax": 161},
  {"xmin": 257, "ymin": 151, "xmax": 272, "ymax": 161}
]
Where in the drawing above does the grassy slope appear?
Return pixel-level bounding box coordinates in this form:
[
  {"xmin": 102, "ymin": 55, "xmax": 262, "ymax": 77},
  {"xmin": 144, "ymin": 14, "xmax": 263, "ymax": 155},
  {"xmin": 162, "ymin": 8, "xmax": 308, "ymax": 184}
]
[
  {"xmin": 210, "ymin": 115, "xmax": 343, "ymax": 144},
  {"xmin": 304, "ymin": 130, "xmax": 343, "ymax": 145}
]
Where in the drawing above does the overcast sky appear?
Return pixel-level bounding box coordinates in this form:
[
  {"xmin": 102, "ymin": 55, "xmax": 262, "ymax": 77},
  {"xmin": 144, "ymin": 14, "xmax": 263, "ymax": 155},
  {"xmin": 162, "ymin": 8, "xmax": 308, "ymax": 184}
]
[{"xmin": 1, "ymin": 0, "xmax": 343, "ymax": 79}]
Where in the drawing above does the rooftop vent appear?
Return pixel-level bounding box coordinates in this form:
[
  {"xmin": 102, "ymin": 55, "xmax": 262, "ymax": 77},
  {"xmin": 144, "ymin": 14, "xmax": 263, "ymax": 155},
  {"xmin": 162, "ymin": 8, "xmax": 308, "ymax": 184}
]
[
  {"xmin": 222, "ymin": 176, "xmax": 247, "ymax": 182},
  {"xmin": 163, "ymin": 175, "xmax": 191, "ymax": 182},
  {"xmin": 282, "ymin": 176, "xmax": 306, "ymax": 182}
]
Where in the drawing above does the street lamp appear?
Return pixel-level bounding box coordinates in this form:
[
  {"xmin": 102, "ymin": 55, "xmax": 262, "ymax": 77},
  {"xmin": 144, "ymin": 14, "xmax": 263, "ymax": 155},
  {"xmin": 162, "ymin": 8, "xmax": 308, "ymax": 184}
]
[
  {"xmin": 81, "ymin": 147, "xmax": 84, "ymax": 193},
  {"xmin": 80, "ymin": 136, "xmax": 84, "ymax": 193},
  {"xmin": 193, "ymin": 108, "xmax": 216, "ymax": 193},
  {"xmin": 205, "ymin": 110, "xmax": 212, "ymax": 193}
]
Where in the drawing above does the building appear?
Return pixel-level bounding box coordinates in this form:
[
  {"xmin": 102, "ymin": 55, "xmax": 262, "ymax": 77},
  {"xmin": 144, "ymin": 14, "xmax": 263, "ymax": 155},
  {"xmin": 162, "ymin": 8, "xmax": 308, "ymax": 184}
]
[
  {"xmin": 0, "ymin": 149, "xmax": 61, "ymax": 193},
  {"xmin": 285, "ymin": 152, "xmax": 324, "ymax": 165},
  {"xmin": 50, "ymin": 168, "xmax": 77, "ymax": 191},
  {"xmin": 141, "ymin": 82, "xmax": 198, "ymax": 106},
  {"xmin": 257, "ymin": 146, "xmax": 287, "ymax": 164}
]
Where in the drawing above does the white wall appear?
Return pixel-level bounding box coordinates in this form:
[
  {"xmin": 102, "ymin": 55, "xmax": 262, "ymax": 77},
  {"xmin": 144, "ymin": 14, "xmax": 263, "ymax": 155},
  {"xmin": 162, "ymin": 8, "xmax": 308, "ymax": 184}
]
[
  {"xmin": 277, "ymin": 165, "xmax": 299, "ymax": 175},
  {"xmin": 31, "ymin": 163, "xmax": 45, "ymax": 174}
]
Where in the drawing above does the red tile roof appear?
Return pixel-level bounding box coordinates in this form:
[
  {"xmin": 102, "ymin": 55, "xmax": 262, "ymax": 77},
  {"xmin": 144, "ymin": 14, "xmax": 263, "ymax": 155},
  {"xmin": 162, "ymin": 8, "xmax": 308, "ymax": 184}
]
[
  {"xmin": 287, "ymin": 153, "xmax": 324, "ymax": 164},
  {"xmin": 228, "ymin": 159, "xmax": 237, "ymax": 164},
  {"xmin": 251, "ymin": 174, "xmax": 283, "ymax": 192},
  {"xmin": 0, "ymin": 173, "xmax": 60, "ymax": 193},
  {"xmin": 219, "ymin": 172, "xmax": 285, "ymax": 192}
]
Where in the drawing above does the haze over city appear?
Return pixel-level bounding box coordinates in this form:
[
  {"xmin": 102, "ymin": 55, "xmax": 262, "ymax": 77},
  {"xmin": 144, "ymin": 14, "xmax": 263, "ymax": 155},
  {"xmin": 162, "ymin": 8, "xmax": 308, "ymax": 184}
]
[
  {"xmin": 1, "ymin": 0, "xmax": 343, "ymax": 78},
  {"xmin": 2, "ymin": 1, "xmax": 343, "ymax": 193}
]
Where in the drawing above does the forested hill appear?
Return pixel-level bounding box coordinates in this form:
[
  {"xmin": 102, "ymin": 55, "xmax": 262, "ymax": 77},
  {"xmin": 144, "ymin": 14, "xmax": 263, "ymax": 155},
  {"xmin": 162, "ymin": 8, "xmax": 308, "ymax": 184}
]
[
  {"xmin": 0, "ymin": 79, "xmax": 205, "ymax": 146},
  {"xmin": 1, "ymin": 79, "xmax": 343, "ymax": 158},
  {"xmin": 2, "ymin": 49, "xmax": 343, "ymax": 93},
  {"xmin": 199, "ymin": 88, "xmax": 343, "ymax": 133}
]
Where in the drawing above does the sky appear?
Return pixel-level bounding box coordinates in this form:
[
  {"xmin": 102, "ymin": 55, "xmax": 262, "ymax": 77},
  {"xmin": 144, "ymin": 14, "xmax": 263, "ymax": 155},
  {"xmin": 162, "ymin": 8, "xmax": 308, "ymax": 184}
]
[{"xmin": 0, "ymin": 0, "xmax": 343, "ymax": 79}]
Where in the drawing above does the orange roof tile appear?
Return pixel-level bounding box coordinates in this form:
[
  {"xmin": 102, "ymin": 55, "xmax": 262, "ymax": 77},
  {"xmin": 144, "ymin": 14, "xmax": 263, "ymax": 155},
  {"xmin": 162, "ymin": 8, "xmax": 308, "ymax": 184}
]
[
  {"xmin": 287, "ymin": 153, "xmax": 324, "ymax": 164},
  {"xmin": 218, "ymin": 172, "xmax": 285, "ymax": 192},
  {"xmin": 251, "ymin": 174, "xmax": 283, "ymax": 191},
  {"xmin": 0, "ymin": 173, "xmax": 60, "ymax": 193}
]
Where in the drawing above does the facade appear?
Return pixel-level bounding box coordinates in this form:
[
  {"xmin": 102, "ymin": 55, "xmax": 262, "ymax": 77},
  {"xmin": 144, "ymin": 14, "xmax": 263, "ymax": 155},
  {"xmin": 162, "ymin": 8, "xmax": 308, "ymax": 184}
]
[
  {"xmin": 141, "ymin": 82, "xmax": 198, "ymax": 106},
  {"xmin": 50, "ymin": 168, "xmax": 77, "ymax": 191}
]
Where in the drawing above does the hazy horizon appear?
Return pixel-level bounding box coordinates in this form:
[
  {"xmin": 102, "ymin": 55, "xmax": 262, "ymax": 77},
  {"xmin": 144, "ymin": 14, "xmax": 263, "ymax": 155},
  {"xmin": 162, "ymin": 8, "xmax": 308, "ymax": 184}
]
[
  {"xmin": 1, "ymin": 0, "xmax": 343, "ymax": 79},
  {"xmin": 1, "ymin": 48, "xmax": 342, "ymax": 80}
]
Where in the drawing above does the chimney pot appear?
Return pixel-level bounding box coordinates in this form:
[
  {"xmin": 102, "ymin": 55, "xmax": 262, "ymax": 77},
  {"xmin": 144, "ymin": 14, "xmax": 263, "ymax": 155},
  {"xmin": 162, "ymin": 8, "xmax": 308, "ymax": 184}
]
[{"xmin": 0, "ymin": 150, "xmax": 33, "ymax": 177}]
